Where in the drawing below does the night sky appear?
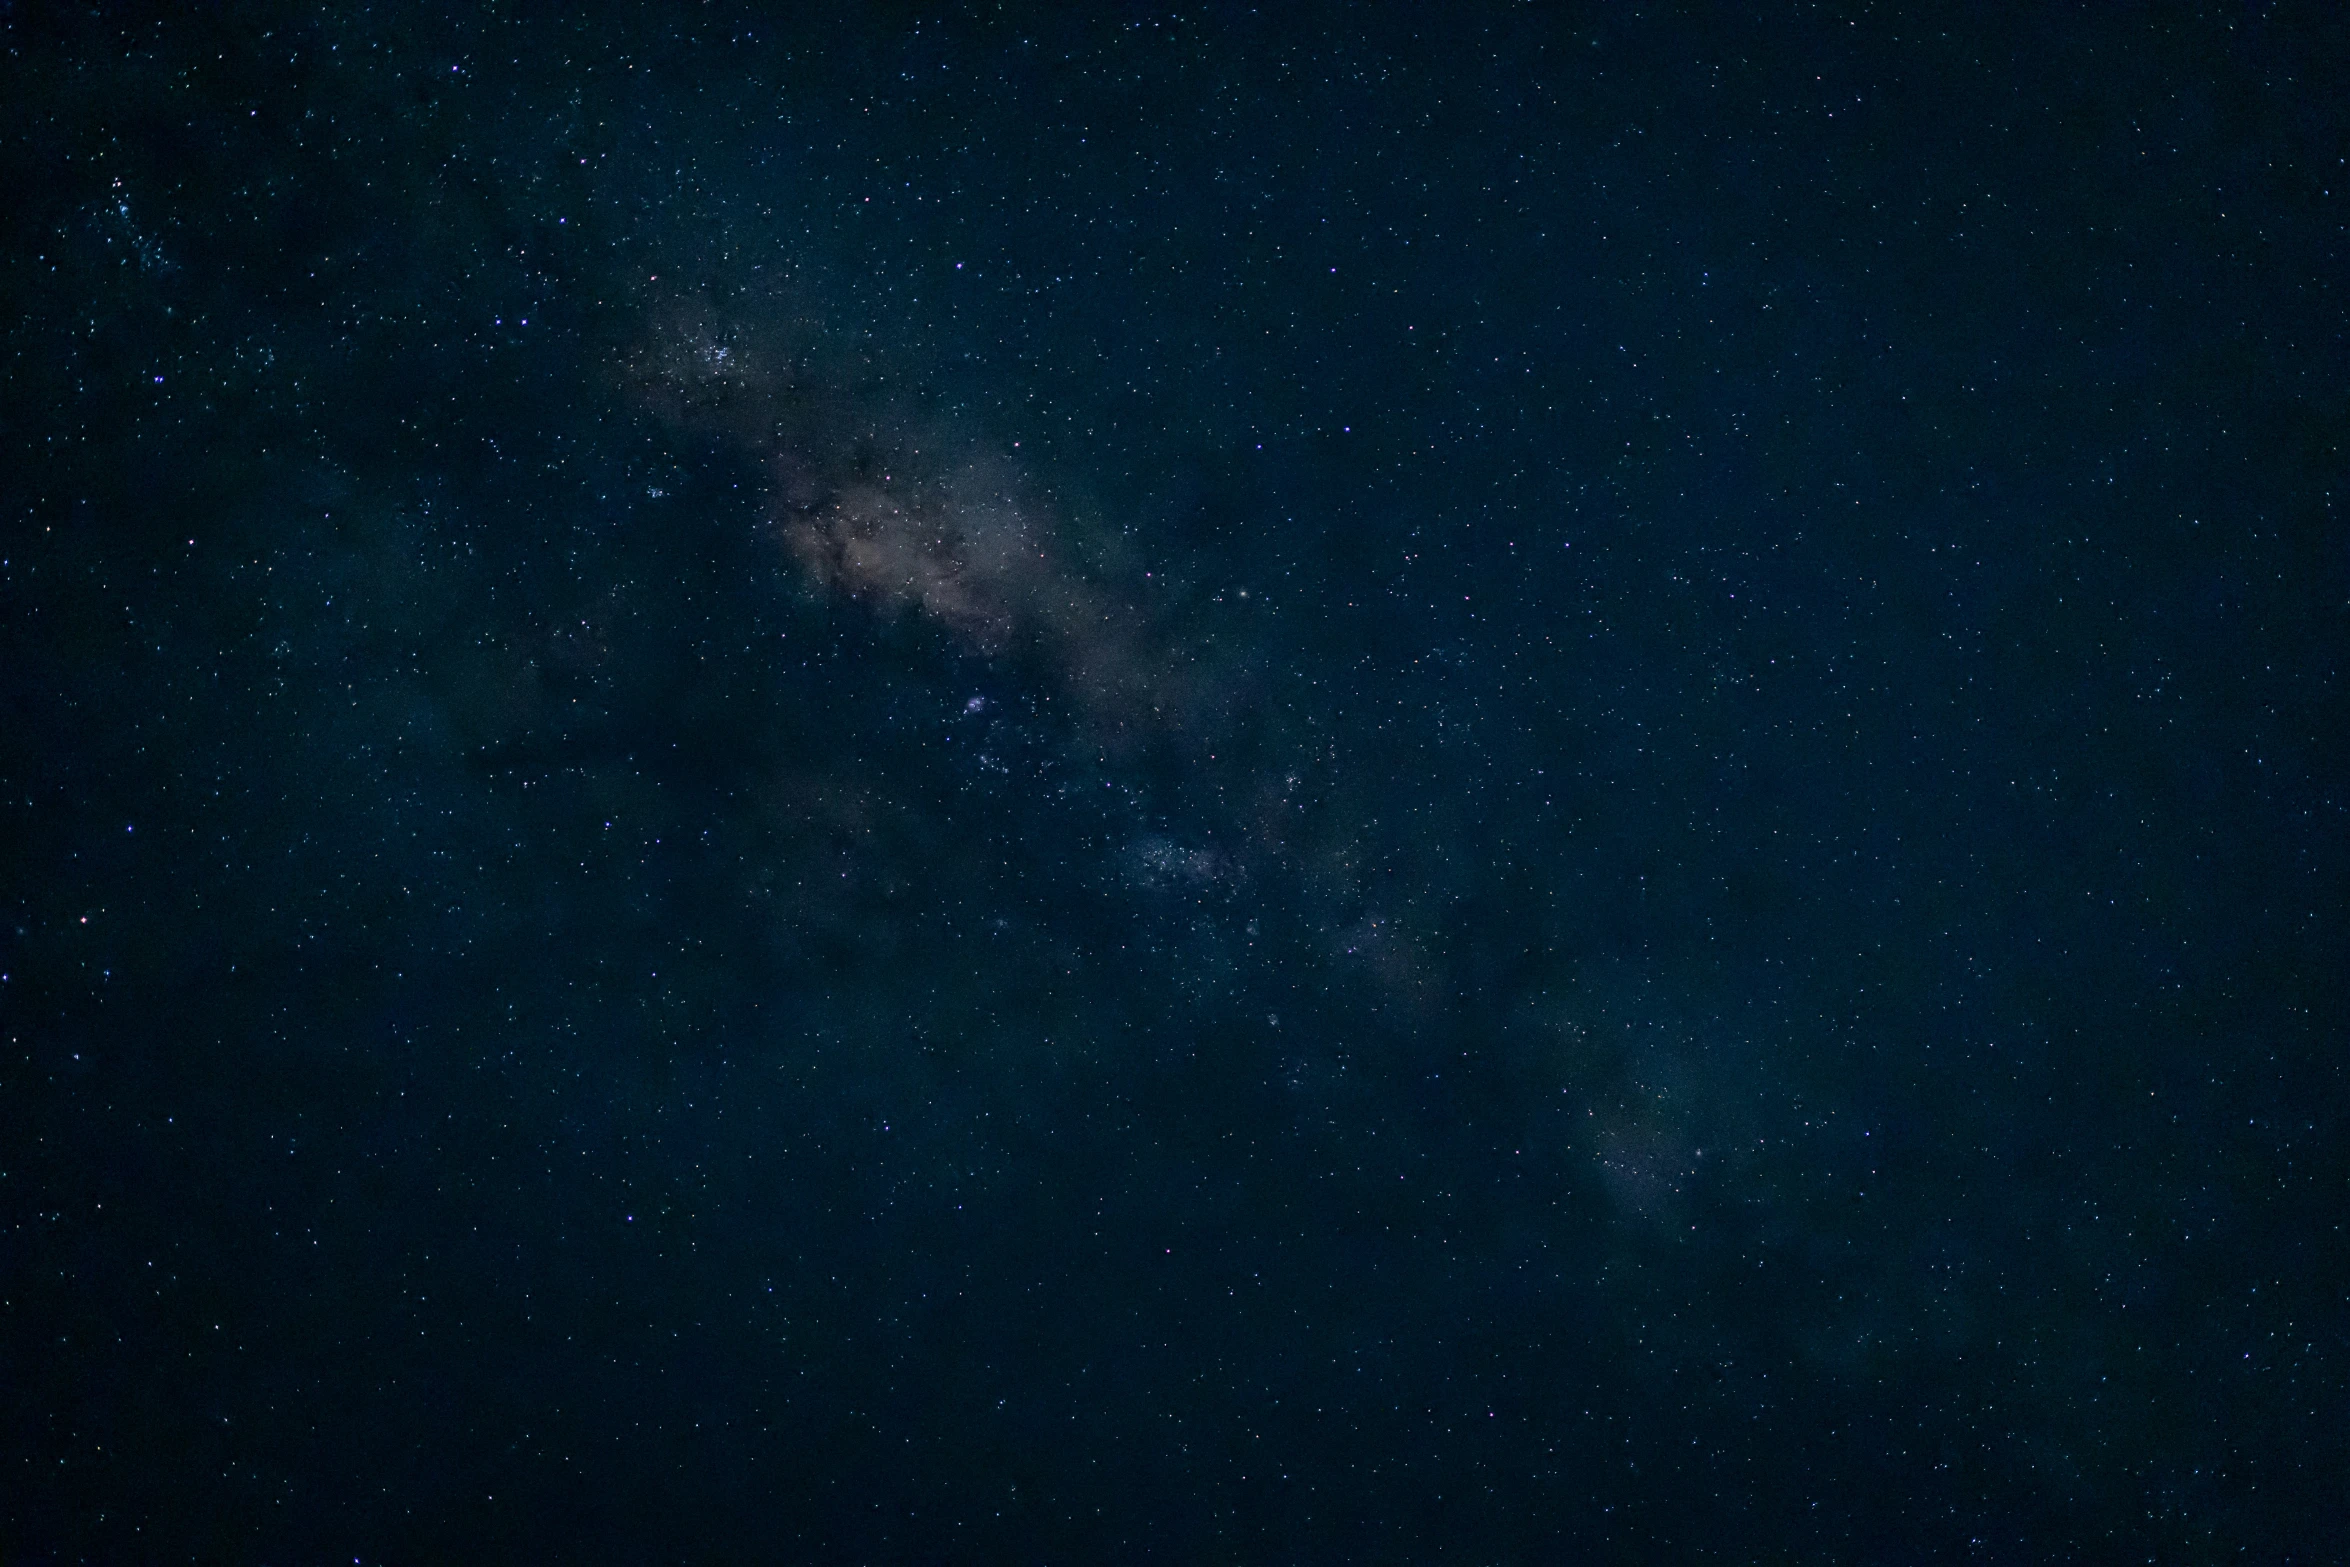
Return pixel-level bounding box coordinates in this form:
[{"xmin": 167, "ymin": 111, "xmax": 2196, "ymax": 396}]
[{"xmin": 5, "ymin": 4, "xmax": 2346, "ymax": 1560}]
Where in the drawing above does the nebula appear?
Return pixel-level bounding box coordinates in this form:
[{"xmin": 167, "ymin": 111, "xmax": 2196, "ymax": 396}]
[{"xmin": 618, "ymin": 295, "xmax": 1209, "ymax": 740}]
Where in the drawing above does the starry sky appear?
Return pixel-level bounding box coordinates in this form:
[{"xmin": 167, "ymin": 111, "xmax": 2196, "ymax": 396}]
[{"xmin": 4, "ymin": 3, "xmax": 2345, "ymax": 1560}]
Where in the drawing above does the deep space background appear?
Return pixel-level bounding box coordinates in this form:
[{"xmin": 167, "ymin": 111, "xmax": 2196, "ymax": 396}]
[{"xmin": 4, "ymin": 3, "xmax": 2346, "ymax": 1560}]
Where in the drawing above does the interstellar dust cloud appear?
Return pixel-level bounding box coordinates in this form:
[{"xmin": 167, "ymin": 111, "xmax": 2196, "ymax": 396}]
[{"xmin": 617, "ymin": 295, "xmax": 1217, "ymax": 741}]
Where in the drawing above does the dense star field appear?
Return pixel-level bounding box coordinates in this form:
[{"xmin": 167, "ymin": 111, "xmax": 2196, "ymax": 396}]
[{"xmin": 4, "ymin": 4, "xmax": 2345, "ymax": 1560}]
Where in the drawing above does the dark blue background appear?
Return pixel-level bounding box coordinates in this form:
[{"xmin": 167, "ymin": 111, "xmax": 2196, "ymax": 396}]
[{"xmin": 4, "ymin": 3, "xmax": 2344, "ymax": 1559}]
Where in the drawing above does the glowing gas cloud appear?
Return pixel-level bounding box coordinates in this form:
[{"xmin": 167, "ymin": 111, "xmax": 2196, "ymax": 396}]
[{"xmin": 619, "ymin": 296, "xmax": 1212, "ymax": 738}]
